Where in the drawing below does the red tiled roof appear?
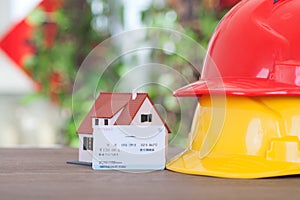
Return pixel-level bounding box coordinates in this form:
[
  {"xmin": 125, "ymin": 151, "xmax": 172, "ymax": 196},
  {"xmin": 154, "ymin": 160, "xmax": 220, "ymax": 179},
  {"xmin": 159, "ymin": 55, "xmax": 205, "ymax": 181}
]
[
  {"xmin": 93, "ymin": 93, "xmax": 137, "ymax": 118},
  {"xmin": 76, "ymin": 92, "xmax": 171, "ymax": 134},
  {"xmin": 114, "ymin": 94, "xmax": 147, "ymax": 125}
]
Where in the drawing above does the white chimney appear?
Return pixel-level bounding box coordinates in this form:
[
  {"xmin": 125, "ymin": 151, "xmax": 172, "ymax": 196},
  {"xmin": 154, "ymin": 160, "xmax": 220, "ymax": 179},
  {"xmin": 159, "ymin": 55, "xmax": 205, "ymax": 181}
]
[{"xmin": 132, "ymin": 89, "xmax": 137, "ymax": 100}]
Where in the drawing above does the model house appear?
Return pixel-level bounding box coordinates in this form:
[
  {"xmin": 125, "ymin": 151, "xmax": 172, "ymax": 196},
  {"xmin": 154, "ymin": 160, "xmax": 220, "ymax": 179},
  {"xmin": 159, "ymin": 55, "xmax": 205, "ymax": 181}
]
[{"xmin": 76, "ymin": 92, "xmax": 171, "ymax": 164}]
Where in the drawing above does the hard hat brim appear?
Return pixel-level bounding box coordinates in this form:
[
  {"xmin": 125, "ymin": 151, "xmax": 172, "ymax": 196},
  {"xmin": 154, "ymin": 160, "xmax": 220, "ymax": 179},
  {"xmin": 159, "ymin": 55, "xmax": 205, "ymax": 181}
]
[
  {"xmin": 174, "ymin": 78, "xmax": 300, "ymax": 97},
  {"xmin": 166, "ymin": 149, "xmax": 300, "ymax": 179}
]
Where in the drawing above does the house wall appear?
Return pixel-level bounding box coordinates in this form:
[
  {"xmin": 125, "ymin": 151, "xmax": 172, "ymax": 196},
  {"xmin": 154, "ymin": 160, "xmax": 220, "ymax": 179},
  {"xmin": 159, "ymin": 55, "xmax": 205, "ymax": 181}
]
[
  {"xmin": 78, "ymin": 133, "xmax": 93, "ymax": 162},
  {"xmin": 131, "ymin": 97, "xmax": 165, "ymax": 126},
  {"xmin": 92, "ymin": 108, "xmax": 124, "ymax": 127}
]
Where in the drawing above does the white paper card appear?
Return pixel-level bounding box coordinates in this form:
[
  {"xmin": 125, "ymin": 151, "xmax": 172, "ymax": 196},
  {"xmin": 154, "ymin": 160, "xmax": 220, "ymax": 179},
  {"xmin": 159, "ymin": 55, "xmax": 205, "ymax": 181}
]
[{"xmin": 92, "ymin": 125, "xmax": 166, "ymax": 170}]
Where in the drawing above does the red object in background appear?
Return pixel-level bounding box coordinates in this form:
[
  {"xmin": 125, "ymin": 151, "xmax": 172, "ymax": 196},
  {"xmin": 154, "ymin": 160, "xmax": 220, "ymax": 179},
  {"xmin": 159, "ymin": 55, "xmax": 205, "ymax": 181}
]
[
  {"xmin": 0, "ymin": 0, "xmax": 63, "ymax": 79},
  {"xmin": 44, "ymin": 22, "xmax": 58, "ymax": 49},
  {"xmin": 219, "ymin": 0, "xmax": 241, "ymax": 9},
  {"xmin": 49, "ymin": 72, "xmax": 62, "ymax": 103},
  {"xmin": 0, "ymin": 20, "xmax": 35, "ymax": 74},
  {"xmin": 40, "ymin": 0, "xmax": 63, "ymax": 49},
  {"xmin": 41, "ymin": 0, "xmax": 63, "ymax": 12}
]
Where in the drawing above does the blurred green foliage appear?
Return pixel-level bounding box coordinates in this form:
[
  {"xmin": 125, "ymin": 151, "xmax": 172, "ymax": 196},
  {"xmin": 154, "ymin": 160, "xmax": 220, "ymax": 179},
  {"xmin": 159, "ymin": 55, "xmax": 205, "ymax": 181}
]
[
  {"xmin": 24, "ymin": 0, "xmax": 235, "ymax": 147},
  {"xmin": 140, "ymin": 0, "xmax": 231, "ymax": 145},
  {"xmin": 25, "ymin": 0, "xmax": 110, "ymax": 146}
]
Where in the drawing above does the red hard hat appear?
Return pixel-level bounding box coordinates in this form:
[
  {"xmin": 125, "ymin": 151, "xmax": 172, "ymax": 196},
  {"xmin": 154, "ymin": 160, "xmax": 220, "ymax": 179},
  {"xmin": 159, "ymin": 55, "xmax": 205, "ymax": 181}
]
[{"xmin": 175, "ymin": 0, "xmax": 300, "ymax": 97}]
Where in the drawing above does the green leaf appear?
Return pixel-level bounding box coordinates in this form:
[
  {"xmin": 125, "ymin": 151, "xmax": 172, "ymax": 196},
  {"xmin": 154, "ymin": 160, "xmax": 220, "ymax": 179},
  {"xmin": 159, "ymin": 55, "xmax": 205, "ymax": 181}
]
[{"xmin": 26, "ymin": 8, "xmax": 47, "ymax": 26}]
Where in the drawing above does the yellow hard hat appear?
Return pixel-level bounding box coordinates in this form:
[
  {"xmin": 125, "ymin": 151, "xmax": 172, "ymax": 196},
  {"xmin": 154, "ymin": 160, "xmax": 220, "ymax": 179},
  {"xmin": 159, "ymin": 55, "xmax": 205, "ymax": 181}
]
[{"xmin": 167, "ymin": 95, "xmax": 300, "ymax": 178}]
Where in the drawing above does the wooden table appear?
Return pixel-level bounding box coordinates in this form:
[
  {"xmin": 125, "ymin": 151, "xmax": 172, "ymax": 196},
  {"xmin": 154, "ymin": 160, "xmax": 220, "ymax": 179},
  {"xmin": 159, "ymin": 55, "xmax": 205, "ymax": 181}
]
[{"xmin": 1, "ymin": 148, "xmax": 300, "ymax": 200}]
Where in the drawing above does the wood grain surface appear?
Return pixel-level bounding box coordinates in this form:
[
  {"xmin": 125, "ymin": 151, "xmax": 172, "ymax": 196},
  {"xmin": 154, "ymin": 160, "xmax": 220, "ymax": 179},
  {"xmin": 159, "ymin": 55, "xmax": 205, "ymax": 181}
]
[{"xmin": 1, "ymin": 148, "xmax": 300, "ymax": 200}]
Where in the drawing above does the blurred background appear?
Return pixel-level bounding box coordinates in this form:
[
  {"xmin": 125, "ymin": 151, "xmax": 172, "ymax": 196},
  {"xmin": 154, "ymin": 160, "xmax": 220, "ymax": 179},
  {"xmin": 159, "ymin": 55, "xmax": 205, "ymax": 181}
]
[{"xmin": 0, "ymin": 0, "xmax": 240, "ymax": 148}]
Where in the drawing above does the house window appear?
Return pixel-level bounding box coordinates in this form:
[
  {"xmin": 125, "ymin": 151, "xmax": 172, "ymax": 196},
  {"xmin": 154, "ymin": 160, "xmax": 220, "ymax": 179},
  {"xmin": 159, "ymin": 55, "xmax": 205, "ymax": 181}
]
[
  {"xmin": 104, "ymin": 119, "xmax": 109, "ymax": 125},
  {"xmin": 95, "ymin": 119, "xmax": 99, "ymax": 125},
  {"xmin": 83, "ymin": 137, "xmax": 93, "ymax": 151},
  {"xmin": 141, "ymin": 114, "xmax": 152, "ymax": 123}
]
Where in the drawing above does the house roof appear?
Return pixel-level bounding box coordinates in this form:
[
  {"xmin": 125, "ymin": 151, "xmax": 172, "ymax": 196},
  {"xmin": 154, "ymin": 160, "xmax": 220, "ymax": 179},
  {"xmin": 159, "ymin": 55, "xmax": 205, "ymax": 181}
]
[{"xmin": 77, "ymin": 92, "xmax": 171, "ymax": 134}]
